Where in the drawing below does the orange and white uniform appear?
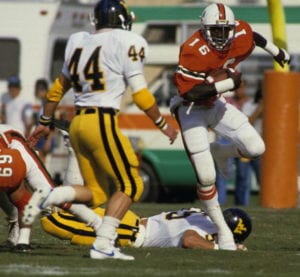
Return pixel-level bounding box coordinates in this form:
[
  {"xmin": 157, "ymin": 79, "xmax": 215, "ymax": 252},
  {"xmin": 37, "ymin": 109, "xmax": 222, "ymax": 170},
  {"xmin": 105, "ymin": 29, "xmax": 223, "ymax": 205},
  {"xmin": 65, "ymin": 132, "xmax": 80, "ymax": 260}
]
[
  {"xmin": 175, "ymin": 20, "xmax": 254, "ymax": 96},
  {"xmin": 171, "ymin": 20, "xmax": 265, "ymax": 187},
  {"xmin": 0, "ymin": 124, "xmax": 54, "ymax": 197}
]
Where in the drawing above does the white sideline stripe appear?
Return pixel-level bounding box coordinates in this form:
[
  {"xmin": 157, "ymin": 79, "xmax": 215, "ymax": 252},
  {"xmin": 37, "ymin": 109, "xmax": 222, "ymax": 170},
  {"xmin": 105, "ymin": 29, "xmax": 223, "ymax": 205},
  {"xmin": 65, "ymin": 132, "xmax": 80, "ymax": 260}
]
[
  {"xmin": 0, "ymin": 264, "xmax": 93, "ymax": 276},
  {"xmin": 0, "ymin": 264, "xmax": 142, "ymax": 276}
]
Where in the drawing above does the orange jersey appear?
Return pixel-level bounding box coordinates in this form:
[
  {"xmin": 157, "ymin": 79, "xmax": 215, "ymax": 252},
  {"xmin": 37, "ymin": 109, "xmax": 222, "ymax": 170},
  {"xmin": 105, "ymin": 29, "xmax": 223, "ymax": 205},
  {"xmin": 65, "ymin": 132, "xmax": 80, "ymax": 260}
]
[
  {"xmin": 0, "ymin": 124, "xmax": 55, "ymax": 192},
  {"xmin": 0, "ymin": 148, "xmax": 26, "ymax": 192},
  {"xmin": 174, "ymin": 20, "xmax": 255, "ymax": 95}
]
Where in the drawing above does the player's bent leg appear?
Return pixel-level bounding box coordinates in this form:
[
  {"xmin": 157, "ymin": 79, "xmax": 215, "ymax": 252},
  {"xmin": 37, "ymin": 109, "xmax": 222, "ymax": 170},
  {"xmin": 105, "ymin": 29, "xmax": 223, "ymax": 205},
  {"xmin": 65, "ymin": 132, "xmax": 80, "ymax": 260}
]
[
  {"xmin": 40, "ymin": 185, "xmax": 92, "ymax": 208},
  {"xmin": 219, "ymin": 118, "xmax": 265, "ymax": 160},
  {"xmin": 68, "ymin": 204, "xmax": 103, "ymax": 233},
  {"xmin": 197, "ymin": 184, "xmax": 236, "ymax": 250},
  {"xmin": 41, "ymin": 210, "xmax": 97, "ymax": 244},
  {"xmin": 0, "ymin": 192, "xmax": 19, "ymax": 246},
  {"xmin": 235, "ymin": 124, "xmax": 265, "ymax": 158},
  {"xmin": 182, "ymin": 130, "xmax": 236, "ymax": 250},
  {"xmin": 22, "ymin": 186, "xmax": 52, "ymax": 225},
  {"xmin": 41, "ymin": 207, "xmax": 140, "ymax": 248}
]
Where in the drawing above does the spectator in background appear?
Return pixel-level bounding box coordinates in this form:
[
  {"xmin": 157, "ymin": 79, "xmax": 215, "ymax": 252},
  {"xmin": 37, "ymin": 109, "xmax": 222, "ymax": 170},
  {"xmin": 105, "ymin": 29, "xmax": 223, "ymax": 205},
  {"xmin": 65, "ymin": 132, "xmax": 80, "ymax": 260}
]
[
  {"xmin": 0, "ymin": 88, "xmax": 11, "ymax": 123},
  {"xmin": 2, "ymin": 76, "xmax": 34, "ymax": 138},
  {"xmin": 33, "ymin": 78, "xmax": 56, "ymax": 163}
]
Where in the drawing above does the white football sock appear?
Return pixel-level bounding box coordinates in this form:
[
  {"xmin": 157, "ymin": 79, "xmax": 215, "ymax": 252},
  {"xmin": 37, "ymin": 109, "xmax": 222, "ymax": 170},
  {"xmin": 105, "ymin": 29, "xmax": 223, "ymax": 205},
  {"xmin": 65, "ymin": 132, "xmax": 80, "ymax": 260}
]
[
  {"xmin": 41, "ymin": 186, "xmax": 76, "ymax": 208},
  {"xmin": 17, "ymin": 228, "xmax": 31, "ymax": 245},
  {"xmin": 93, "ymin": 216, "xmax": 120, "ymax": 250},
  {"xmin": 69, "ymin": 204, "xmax": 103, "ymax": 231},
  {"xmin": 203, "ymin": 193, "xmax": 232, "ymax": 236}
]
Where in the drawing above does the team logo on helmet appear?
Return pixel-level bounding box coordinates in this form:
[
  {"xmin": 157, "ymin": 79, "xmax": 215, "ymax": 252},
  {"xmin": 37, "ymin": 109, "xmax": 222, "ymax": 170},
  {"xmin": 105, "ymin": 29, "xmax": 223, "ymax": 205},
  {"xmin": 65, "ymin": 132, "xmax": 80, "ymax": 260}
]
[
  {"xmin": 223, "ymin": 208, "xmax": 252, "ymax": 243},
  {"xmin": 233, "ymin": 218, "xmax": 248, "ymax": 235}
]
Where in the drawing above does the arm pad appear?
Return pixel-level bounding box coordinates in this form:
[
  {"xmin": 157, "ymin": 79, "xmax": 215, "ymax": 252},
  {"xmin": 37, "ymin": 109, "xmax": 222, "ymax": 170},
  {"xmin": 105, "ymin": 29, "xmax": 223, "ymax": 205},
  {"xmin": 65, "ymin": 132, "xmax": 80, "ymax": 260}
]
[
  {"xmin": 132, "ymin": 88, "xmax": 156, "ymax": 111},
  {"xmin": 46, "ymin": 78, "xmax": 66, "ymax": 102},
  {"xmin": 183, "ymin": 77, "xmax": 237, "ymax": 101}
]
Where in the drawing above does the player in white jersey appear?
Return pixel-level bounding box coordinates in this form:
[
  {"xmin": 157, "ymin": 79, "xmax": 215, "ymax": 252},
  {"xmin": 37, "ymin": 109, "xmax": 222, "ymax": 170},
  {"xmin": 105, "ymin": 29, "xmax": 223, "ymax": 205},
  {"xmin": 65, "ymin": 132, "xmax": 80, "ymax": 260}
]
[
  {"xmin": 27, "ymin": 0, "xmax": 177, "ymax": 261},
  {"xmin": 40, "ymin": 206, "xmax": 251, "ymax": 251},
  {"xmin": 139, "ymin": 207, "xmax": 250, "ymax": 250}
]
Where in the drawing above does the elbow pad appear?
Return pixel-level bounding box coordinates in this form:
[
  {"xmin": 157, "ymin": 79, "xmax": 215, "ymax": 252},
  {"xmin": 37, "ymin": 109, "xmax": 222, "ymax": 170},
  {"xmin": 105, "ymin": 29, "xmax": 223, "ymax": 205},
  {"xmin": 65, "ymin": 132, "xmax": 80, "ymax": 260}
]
[
  {"xmin": 132, "ymin": 88, "xmax": 156, "ymax": 111},
  {"xmin": 253, "ymin": 32, "xmax": 279, "ymax": 56},
  {"xmin": 253, "ymin": 32, "xmax": 267, "ymax": 48},
  {"xmin": 46, "ymin": 78, "xmax": 66, "ymax": 102}
]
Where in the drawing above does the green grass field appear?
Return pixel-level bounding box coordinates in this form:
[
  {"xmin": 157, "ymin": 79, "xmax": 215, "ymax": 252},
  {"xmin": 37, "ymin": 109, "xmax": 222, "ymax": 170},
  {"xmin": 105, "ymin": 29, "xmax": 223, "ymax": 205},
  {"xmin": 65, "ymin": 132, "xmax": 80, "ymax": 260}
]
[{"xmin": 0, "ymin": 195, "xmax": 299, "ymax": 277}]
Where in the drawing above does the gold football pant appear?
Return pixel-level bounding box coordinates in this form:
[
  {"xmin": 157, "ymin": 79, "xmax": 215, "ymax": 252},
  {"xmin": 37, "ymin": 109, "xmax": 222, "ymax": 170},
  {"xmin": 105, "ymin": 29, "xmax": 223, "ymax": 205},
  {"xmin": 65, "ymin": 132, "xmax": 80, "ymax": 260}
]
[
  {"xmin": 69, "ymin": 107, "xmax": 144, "ymax": 206},
  {"xmin": 40, "ymin": 207, "xmax": 140, "ymax": 247}
]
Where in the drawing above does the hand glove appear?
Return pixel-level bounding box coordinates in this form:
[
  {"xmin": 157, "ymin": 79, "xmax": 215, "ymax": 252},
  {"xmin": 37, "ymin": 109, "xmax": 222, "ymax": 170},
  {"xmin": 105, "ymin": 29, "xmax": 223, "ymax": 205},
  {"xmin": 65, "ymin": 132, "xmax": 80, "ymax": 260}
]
[
  {"xmin": 226, "ymin": 69, "xmax": 242, "ymax": 90},
  {"xmin": 273, "ymin": 48, "xmax": 290, "ymax": 68}
]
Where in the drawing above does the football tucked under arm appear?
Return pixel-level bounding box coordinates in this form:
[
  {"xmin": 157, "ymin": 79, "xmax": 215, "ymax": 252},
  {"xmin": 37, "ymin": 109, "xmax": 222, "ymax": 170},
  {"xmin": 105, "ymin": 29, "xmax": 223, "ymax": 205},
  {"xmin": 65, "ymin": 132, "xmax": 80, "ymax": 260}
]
[{"xmin": 183, "ymin": 68, "xmax": 242, "ymax": 102}]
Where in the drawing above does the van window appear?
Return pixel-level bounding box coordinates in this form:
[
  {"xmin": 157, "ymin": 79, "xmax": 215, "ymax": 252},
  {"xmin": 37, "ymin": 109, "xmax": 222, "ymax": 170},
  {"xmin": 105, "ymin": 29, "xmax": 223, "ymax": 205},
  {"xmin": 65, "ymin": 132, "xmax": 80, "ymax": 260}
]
[
  {"xmin": 186, "ymin": 24, "xmax": 199, "ymax": 38},
  {"xmin": 50, "ymin": 39, "xmax": 67, "ymax": 81},
  {"xmin": 143, "ymin": 24, "xmax": 177, "ymax": 44},
  {"xmin": 0, "ymin": 39, "xmax": 20, "ymax": 79}
]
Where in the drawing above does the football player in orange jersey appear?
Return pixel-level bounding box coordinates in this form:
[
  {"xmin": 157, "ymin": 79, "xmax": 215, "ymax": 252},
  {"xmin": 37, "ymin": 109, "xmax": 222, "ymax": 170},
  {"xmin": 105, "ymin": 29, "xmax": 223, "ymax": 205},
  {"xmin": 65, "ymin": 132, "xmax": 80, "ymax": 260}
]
[
  {"xmin": 0, "ymin": 124, "xmax": 54, "ymax": 251},
  {"xmin": 170, "ymin": 3, "xmax": 290, "ymax": 250}
]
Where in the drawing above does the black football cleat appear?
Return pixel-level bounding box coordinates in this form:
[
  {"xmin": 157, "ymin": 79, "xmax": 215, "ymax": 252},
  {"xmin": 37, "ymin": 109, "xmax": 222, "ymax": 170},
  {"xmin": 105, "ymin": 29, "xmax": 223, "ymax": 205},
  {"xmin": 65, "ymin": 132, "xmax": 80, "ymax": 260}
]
[{"xmin": 13, "ymin": 244, "xmax": 33, "ymax": 252}]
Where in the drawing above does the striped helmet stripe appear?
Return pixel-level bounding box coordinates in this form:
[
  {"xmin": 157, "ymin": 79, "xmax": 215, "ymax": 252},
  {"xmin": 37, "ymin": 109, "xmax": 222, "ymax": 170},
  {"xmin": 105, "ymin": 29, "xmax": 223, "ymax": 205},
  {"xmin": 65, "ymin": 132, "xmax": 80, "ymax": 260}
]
[{"xmin": 217, "ymin": 3, "xmax": 226, "ymax": 20}]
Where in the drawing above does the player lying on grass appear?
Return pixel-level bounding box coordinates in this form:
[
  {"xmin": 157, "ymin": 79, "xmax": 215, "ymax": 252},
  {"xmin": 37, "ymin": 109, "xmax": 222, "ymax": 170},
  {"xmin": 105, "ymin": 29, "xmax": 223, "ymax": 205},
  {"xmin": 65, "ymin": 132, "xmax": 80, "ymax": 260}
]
[
  {"xmin": 40, "ymin": 206, "xmax": 251, "ymax": 250},
  {"xmin": 0, "ymin": 124, "xmax": 54, "ymax": 251}
]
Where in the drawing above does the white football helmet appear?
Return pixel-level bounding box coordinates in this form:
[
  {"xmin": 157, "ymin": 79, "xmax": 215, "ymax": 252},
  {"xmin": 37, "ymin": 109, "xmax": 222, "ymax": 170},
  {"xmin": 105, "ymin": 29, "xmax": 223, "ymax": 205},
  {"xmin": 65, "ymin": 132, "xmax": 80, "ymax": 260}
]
[{"xmin": 200, "ymin": 3, "xmax": 236, "ymax": 51}]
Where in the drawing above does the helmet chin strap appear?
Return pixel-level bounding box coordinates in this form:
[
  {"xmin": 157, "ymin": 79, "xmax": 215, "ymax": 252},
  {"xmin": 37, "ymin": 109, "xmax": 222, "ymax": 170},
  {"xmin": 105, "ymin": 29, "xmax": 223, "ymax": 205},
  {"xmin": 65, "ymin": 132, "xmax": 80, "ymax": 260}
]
[
  {"xmin": 118, "ymin": 14, "xmax": 126, "ymax": 29},
  {"xmin": 89, "ymin": 12, "xmax": 96, "ymax": 27}
]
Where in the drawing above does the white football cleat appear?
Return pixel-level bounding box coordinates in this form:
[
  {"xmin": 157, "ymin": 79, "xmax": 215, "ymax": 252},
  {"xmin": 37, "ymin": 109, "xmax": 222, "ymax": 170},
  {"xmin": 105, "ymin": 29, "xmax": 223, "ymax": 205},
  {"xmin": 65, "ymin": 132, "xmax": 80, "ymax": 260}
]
[
  {"xmin": 22, "ymin": 188, "xmax": 51, "ymax": 225},
  {"xmin": 90, "ymin": 246, "xmax": 135, "ymax": 260}
]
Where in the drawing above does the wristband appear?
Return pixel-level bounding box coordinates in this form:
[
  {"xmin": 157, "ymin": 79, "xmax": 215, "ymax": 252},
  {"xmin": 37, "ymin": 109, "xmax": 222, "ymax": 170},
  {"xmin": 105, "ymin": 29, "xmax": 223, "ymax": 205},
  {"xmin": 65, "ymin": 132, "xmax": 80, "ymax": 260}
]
[
  {"xmin": 39, "ymin": 115, "xmax": 52, "ymax": 126},
  {"xmin": 214, "ymin": 79, "xmax": 235, "ymax": 93},
  {"xmin": 264, "ymin": 41, "xmax": 280, "ymax": 56},
  {"xmin": 161, "ymin": 123, "xmax": 168, "ymax": 131},
  {"xmin": 155, "ymin": 116, "xmax": 167, "ymax": 130}
]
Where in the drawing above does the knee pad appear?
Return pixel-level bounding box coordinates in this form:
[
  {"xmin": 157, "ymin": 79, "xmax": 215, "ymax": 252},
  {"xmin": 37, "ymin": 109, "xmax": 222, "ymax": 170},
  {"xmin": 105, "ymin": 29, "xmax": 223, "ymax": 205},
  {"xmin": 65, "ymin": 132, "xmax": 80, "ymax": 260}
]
[
  {"xmin": 183, "ymin": 128, "xmax": 216, "ymax": 185},
  {"xmin": 236, "ymin": 124, "xmax": 265, "ymax": 158},
  {"xmin": 191, "ymin": 151, "xmax": 216, "ymax": 185}
]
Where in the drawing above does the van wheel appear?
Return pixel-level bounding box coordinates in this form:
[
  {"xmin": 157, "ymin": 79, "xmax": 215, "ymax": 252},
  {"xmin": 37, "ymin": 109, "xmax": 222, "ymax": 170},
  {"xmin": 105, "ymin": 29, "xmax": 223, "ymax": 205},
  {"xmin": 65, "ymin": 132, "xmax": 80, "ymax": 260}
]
[{"xmin": 139, "ymin": 162, "xmax": 161, "ymax": 202}]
